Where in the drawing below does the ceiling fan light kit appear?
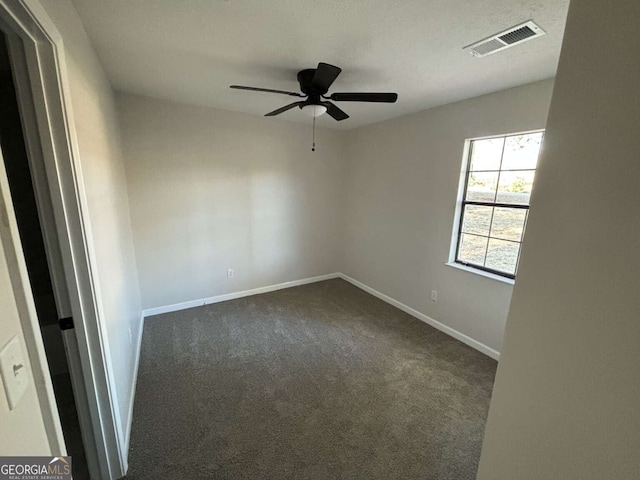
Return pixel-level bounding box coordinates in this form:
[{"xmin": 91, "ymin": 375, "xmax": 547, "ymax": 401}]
[
  {"xmin": 230, "ymin": 62, "xmax": 398, "ymax": 151},
  {"xmin": 301, "ymin": 104, "xmax": 328, "ymax": 117}
]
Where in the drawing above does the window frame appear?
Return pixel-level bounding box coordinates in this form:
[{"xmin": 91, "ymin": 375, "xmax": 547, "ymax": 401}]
[{"xmin": 451, "ymin": 130, "xmax": 545, "ymax": 280}]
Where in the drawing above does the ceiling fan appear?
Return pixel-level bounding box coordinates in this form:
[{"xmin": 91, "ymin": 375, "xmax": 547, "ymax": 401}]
[{"xmin": 230, "ymin": 62, "xmax": 398, "ymax": 121}]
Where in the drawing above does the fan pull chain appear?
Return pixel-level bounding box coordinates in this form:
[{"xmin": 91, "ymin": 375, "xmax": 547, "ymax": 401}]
[{"xmin": 312, "ymin": 114, "xmax": 316, "ymax": 152}]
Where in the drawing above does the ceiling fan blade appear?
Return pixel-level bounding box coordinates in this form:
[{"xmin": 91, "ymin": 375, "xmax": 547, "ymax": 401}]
[
  {"xmin": 265, "ymin": 101, "xmax": 304, "ymax": 116},
  {"xmin": 324, "ymin": 102, "xmax": 349, "ymax": 121},
  {"xmin": 329, "ymin": 92, "xmax": 398, "ymax": 103},
  {"xmin": 310, "ymin": 63, "xmax": 342, "ymax": 92},
  {"xmin": 230, "ymin": 85, "xmax": 304, "ymax": 97}
]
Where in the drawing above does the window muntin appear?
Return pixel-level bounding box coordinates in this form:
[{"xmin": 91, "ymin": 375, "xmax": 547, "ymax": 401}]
[{"xmin": 455, "ymin": 132, "xmax": 544, "ymax": 279}]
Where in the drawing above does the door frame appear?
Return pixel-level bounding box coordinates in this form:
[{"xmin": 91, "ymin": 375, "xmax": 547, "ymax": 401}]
[
  {"xmin": 0, "ymin": 0, "xmax": 124, "ymax": 478},
  {"xmin": 3, "ymin": 30, "xmax": 102, "ymax": 480}
]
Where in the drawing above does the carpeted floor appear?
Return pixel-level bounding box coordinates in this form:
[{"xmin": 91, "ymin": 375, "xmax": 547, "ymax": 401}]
[{"xmin": 124, "ymin": 279, "xmax": 497, "ymax": 479}]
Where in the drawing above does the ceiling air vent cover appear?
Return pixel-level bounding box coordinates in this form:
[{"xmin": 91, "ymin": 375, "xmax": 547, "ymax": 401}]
[{"xmin": 464, "ymin": 21, "xmax": 546, "ymax": 57}]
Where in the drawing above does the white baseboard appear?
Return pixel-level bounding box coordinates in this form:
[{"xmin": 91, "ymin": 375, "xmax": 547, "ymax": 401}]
[
  {"xmin": 338, "ymin": 273, "xmax": 500, "ymax": 360},
  {"xmin": 142, "ymin": 273, "xmax": 341, "ymax": 318}
]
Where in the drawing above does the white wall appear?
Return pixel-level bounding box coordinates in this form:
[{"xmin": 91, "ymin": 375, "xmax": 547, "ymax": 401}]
[
  {"xmin": 39, "ymin": 0, "xmax": 142, "ymax": 448},
  {"xmin": 477, "ymin": 0, "xmax": 640, "ymax": 478},
  {"xmin": 116, "ymin": 93, "xmax": 346, "ymax": 310},
  {"xmin": 343, "ymin": 79, "xmax": 554, "ymax": 354}
]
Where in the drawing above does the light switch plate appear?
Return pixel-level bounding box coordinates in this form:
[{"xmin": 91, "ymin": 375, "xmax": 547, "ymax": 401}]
[{"xmin": 0, "ymin": 336, "xmax": 29, "ymax": 410}]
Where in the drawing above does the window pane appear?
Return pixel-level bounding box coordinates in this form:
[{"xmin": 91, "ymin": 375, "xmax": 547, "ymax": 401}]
[
  {"xmin": 496, "ymin": 170, "xmax": 535, "ymax": 204},
  {"xmin": 458, "ymin": 234, "xmax": 488, "ymax": 266},
  {"xmin": 466, "ymin": 171, "xmax": 498, "ymax": 202},
  {"xmin": 462, "ymin": 205, "xmax": 493, "ymax": 236},
  {"xmin": 490, "ymin": 207, "xmax": 527, "ymax": 242},
  {"xmin": 501, "ymin": 133, "xmax": 543, "ymax": 170},
  {"xmin": 470, "ymin": 137, "xmax": 504, "ymax": 171},
  {"xmin": 485, "ymin": 239, "xmax": 520, "ymax": 275},
  {"xmin": 455, "ymin": 131, "xmax": 542, "ymax": 279}
]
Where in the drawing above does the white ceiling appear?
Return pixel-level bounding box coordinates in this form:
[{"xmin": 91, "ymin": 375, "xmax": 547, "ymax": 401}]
[{"xmin": 71, "ymin": 0, "xmax": 569, "ymax": 130}]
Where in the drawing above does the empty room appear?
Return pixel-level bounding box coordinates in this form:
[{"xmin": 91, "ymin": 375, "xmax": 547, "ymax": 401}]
[{"xmin": 0, "ymin": 0, "xmax": 638, "ymax": 479}]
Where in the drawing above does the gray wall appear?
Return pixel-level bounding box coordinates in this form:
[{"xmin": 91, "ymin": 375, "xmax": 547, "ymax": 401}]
[
  {"xmin": 477, "ymin": 0, "xmax": 640, "ymax": 478},
  {"xmin": 344, "ymin": 79, "xmax": 554, "ymax": 354},
  {"xmin": 40, "ymin": 0, "xmax": 142, "ymax": 447},
  {"xmin": 116, "ymin": 93, "xmax": 346, "ymax": 310}
]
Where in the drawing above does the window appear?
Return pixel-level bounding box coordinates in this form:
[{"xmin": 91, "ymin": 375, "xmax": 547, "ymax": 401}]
[{"xmin": 453, "ymin": 131, "xmax": 544, "ymax": 279}]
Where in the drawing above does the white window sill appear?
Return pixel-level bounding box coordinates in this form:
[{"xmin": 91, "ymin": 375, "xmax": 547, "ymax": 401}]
[{"xmin": 445, "ymin": 262, "xmax": 515, "ymax": 285}]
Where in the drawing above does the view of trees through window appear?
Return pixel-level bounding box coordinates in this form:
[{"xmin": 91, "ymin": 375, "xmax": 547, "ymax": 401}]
[{"xmin": 455, "ymin": 132, "xmax": 544, "ymax": 278}]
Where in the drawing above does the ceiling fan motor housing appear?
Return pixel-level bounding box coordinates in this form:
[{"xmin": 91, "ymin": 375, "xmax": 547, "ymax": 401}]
[
  {"xmin": 298, "ymin": 69, "xmax": 326, "ymax": 109},
  {"xmin": 297, "ymin": 69, "xmax": 323, "ymax": 95}
]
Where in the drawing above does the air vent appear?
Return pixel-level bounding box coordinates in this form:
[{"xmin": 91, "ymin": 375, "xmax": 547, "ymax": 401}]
[{"xmin": 464, "ymin": 21, "xmax": 546, "ymax": 58}]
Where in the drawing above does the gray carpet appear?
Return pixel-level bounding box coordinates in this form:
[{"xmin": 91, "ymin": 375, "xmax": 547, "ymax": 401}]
[{"xmin": 124, "ymin": 279, "xmax": 496, "ymax": 479}]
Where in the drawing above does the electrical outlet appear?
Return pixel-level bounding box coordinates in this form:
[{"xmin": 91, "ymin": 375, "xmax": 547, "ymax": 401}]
[
  {"xmin": 431, "ymin": 290, "xmax": 438, "ymax": 302},
  {"xmin": 227, "ymin": 268, "xmax": 234, "ymax": 279}
]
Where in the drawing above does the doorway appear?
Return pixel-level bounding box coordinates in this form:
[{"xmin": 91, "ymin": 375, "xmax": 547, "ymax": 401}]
[
  {"xmin": 0, "ymin": 1, "xmax": 128, "ymax": 477},
  {"xmin": 0, "ymin": 32, "xmax": 88, "ymax": 478}
]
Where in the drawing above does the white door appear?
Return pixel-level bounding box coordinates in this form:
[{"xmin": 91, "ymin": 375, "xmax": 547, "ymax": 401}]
[{"xmin": 0, "ymin": 143, "xmax": 65, "ymax": 455}]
